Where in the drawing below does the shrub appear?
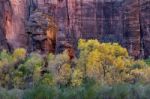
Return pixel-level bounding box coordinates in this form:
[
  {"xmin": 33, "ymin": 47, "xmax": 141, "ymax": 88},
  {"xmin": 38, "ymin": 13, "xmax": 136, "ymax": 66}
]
[
  {"xmin": 0, "ymin": 50, "xmax": 15, "ymax": 66},
  {"xmin": 13, "ymin": 48, "xmax": 26, "ymax": 60},
  {"xmin": 48, "ymin": 51, "xmax": 71, "ymax": 86},
  {"xmin": 71, "ymin": 68, "xmax": 83, "ymax": 86},
  {"xmin": 131, "ymin": 60, "xmax": 148, "ymax": 69},
  {"xmin": 0, "ymin": 88, "xmax": 21, "ymax": 99},
  {"xmin": 39, "ymin": 73, "xmax": 54, "ymax": 86},
  {"xmin": 23, "ymin": 85, "xmax": 57, "ymax": 99},
  {"xmin": 145, "ymin": 58, "xmax": 150, "ymax": 66},
  {"xmin": 0, "ymin": 50, "xmax": 16, "ymax": 88},
  {"xmin": 14, "ymin": 53, "xmax": 44, "ymax": 88}
]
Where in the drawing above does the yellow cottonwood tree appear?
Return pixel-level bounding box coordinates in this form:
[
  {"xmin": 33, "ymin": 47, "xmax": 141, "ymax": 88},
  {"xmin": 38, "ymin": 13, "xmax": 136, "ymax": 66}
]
[{"xmin": 78, "ymin": 39, "xmax": 132, "ymax": 84}]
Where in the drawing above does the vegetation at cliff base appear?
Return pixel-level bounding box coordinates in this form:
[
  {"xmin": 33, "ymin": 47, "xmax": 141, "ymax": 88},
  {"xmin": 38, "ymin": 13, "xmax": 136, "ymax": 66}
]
[{"xmin": 0, "ymin": 39, "xmax": 150, "ymax": 99}]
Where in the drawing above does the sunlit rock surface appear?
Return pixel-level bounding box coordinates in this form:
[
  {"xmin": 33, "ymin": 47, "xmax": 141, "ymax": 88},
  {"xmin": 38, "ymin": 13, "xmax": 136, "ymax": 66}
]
[
  {"xmin": 26, "ymin": 10, "xmax": 57, "ymax": 53},
  {"xmin": 0, "ymin": 0, "xmax": 149, "ymax": 58},
  {"xmin": 0, "ymin": 0, "xmax": 28, "ymax": 50}
]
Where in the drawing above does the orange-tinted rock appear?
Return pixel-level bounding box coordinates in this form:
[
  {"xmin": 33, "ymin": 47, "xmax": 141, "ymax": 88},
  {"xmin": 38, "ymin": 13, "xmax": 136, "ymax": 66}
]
[
  {"xmin": 0, "ymin": 0, "xmax": 28, "ymax": 50},
  {"xmin": 26, "ymin": 10, "xmax": 57, "ymax": 53},
  {"xmin": 0, "ymin": 0, "xmax": 149, "ymax": 58}
]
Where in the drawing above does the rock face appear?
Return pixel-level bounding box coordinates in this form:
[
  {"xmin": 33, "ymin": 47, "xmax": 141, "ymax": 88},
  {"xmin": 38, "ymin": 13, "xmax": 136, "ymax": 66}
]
[
  {"xmin": 140, "ymin": 0, "xmax": 150, "ymax": 58},
  {"xmin": 0, "ymin": 0, "xmax": 28, "ymax": 50},
  {"xmin": 123, "ymin": 0, "xmax": 141, "ymax": 58},
  {"xmin": 0, "ymin": 1, "xmax": 8, "ymax": 50},
  {"xmin": 0, "ymin": 0, "xmax": 150, "ymax": 58},
  {"xmin": 26, "ymin": 10, "xmax": 57, "ymax": 53}
]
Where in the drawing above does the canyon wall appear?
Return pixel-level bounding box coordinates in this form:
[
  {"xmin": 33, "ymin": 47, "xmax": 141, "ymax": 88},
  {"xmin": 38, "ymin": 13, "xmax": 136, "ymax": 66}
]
[
  {"xmin": 0, "ymin": 0, "xmax": 9, "ymax": 50},
  {"xmin": 0, "ymin": 0, "xmax": 149, "ymax": 58},
  {"xmin": 140, "ymin": 0, "xmax": 150, "ymax": 58},
  {"xmin": 0, "ymin": 0, "xmax": 28, "ymax": 50}
]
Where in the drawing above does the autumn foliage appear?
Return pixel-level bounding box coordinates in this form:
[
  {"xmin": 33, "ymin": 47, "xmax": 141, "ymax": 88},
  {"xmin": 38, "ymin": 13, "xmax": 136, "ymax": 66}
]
[{"xmin": 0, "ymin": 39, "xmax": 150, "ymax": 99}]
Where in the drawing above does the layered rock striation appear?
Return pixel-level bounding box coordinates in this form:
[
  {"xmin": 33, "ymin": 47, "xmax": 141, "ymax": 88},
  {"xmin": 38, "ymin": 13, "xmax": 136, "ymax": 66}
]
[{"xmin": 0, "ymin": 0, "xmax": 149, "ymax": 58}]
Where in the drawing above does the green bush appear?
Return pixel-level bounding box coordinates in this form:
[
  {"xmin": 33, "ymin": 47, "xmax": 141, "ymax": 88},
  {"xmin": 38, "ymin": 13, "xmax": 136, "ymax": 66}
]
[
  {"xmin": 21, "ymin": 83, "xmax": 150, "ymax": 99},
  {"xmin": 145, "ymin": 58, "xmax": 150, "ymax": 66},
  {"xmin": 0, "ymin": 88, "xmax": 22, "ymax": 99},
  {"xmin": 23, "ymin": 85, "xmax": 57, "ymax": 99}
]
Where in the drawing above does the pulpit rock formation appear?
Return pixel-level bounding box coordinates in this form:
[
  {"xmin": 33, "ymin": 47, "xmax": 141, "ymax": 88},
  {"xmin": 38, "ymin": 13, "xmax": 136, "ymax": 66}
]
[{"xmin": 0, "ymin": 0, "xmax": 149, "ymax": 58}]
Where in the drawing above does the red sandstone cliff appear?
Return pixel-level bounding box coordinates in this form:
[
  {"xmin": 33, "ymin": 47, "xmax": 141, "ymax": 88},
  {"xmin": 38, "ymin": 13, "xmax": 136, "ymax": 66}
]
[
  {"xmin": 0, "ymin": 0, "xmax": 28, "ymax": 49},
  {"xmin": 0, "ymin": 0, "xmax": 149, "ymax": 58}
]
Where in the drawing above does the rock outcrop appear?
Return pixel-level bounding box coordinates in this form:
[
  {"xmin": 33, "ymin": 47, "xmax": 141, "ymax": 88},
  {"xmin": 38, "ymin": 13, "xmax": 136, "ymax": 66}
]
[
  {"xmin": 0, "ymin": 0, "xmax": 149, "ymax": 58},
  {"xmin": 26, "ymin": 10, "xmax": 57, "ymax": 53}
]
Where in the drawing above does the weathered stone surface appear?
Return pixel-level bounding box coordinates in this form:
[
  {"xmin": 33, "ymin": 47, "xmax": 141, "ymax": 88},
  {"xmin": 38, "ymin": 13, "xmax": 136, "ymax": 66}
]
[
  {"xmin": 0, "ymin": 0, "xmax": 149, "ymax": 58},
  {"xmin": 122, "ymin": 0, "xmax": 141, "ymax": 58},
  {"xmin": 0, "ymin": 0, "xmax": 28, "ymax": 49},
  {"xmin": 140, "ymin": 0, "xmax": 150, "ymax": 58},
  {"xmin": 0, "ymin": 0, "xmax": 9, "ymax": 50},
  {"xmin": 26, "ymin": 10, "xmax": 57, "ymax": 53}
]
